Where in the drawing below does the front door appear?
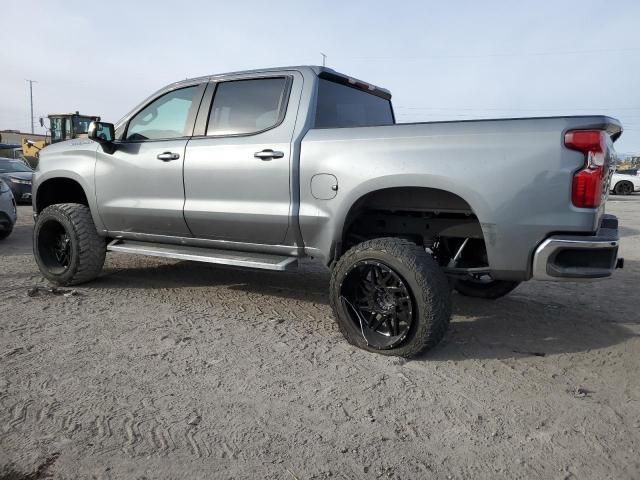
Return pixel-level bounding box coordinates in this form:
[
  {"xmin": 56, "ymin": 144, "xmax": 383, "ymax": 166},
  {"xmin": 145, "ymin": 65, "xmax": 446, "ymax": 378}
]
[
  {"xmin": 183, "ymin": 74, "xmax": 301, "ymax": 245},
  {"xmin": 95, "ymin": 84, "xmax": 204, "ymax": 236}
]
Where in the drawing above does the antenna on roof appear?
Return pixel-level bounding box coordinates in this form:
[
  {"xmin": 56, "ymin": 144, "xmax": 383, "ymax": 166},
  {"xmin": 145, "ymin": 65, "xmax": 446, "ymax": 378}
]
[{"xmin": 320, "ymin": 52, "xmax": 327, "ymax": 67}]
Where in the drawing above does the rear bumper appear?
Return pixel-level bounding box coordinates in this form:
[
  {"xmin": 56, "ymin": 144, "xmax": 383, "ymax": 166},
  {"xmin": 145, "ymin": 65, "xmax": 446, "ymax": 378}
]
[{"xmin": 532, "ymin": 214, "xmax": 621, "ymax": 280}]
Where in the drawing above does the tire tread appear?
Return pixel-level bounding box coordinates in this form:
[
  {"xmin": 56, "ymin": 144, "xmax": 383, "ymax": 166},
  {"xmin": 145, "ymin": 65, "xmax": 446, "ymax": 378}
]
[
  {"xmin": 34, "ymin": 203, "xmax": 105, "ymax": 285},
  {"xmin": 330, "ymin": 237, "xmax": 451, "ymax": 358}
]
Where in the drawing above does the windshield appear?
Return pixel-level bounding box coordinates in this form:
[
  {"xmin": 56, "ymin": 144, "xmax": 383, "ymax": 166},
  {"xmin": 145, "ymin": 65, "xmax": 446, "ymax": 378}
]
[
  {"xmin": 73, "ymin": 116, "xmax": 94, "ymax": 134},
  {"xmin": 0, "ymin": 159, "xmax": 33, "ymax": 173}
]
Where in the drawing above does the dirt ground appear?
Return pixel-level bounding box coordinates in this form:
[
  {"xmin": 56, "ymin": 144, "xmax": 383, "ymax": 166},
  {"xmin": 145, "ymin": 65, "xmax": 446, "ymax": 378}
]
[{"xmin": 1, "ymin": 197, "xmax": 639, "ymax": 480}]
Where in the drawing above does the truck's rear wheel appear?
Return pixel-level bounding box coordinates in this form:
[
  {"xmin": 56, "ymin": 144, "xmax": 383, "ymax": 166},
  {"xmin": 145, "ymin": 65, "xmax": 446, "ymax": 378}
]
[
  {"xmin": 330, "ymin": 238, "xmax": 451, "ymax": 358},
  {"xmin": 454, "ymin": 274, "xmax": 520, "ymax": 299},
  {"xmin": 33, "ymin": 203, "xmax": 106, "ymax": 286}
]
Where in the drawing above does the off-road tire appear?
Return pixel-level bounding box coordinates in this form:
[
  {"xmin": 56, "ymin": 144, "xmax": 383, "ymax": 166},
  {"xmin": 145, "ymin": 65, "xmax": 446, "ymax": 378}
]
[
  {"xmin": 330, "ymin": 238, "xmax": 451, "ymax": 358},
  {"xmin": 613, "ymin": 181, "xmax": 634, "ymax": 195},
  {"xmin": 33, "ymin": 203, "xmax": 106, "ymax": 286},
  {"xmin": 454, "ymin": 278, "xmax": 520, "ymax": 299}
]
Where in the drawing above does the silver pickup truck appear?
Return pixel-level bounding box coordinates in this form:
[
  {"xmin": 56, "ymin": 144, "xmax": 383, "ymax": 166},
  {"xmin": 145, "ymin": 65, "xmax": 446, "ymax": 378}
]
[{"xmin": 32, "ymin": 66, "xmax": 623, "ymax": 357}]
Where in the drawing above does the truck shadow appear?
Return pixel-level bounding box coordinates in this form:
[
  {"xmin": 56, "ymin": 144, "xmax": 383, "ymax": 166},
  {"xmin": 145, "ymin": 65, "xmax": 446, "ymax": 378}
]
[
  {"xmin": 91, "ymin": 257, "xmax": 638, "ymax": 361},
  {"xmin": 97, "ymin": 257, "xmax": 331, "ymax": 301},
  {"xmin": 423, "ymin": 292, "xmax": 636, "ymax": 361}
]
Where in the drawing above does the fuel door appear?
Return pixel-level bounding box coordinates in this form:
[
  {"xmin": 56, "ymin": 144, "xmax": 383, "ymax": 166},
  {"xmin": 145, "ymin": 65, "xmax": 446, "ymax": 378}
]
[{"xmin": 311, "ymin": 173, "xmax": 338, "ymax": 200}]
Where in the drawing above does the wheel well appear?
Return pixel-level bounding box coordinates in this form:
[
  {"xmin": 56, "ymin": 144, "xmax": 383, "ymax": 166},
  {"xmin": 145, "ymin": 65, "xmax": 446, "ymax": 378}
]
[
  {"xmin": 36, "ymin": 178, "xmax": 89, "ymax": 213},
  {"xmin": 339, "ymin": 187, "xmax": 488, "ymax": 269}
]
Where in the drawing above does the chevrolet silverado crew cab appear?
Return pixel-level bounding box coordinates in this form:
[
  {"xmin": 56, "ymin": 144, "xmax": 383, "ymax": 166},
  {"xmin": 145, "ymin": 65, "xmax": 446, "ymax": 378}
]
[{"xmin": 32, "ymin": 66, "xmax": 624, "ymax": 357}]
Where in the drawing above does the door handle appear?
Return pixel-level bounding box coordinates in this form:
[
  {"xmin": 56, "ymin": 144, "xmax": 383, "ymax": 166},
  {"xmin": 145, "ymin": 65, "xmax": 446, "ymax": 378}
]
[
  {"xmin": 254, "ymin": 149, "xmax": 284, "ymax": 160},
  {"xmin": 157, "ymin": 152, "xmax": 180, "ymax": 161}
]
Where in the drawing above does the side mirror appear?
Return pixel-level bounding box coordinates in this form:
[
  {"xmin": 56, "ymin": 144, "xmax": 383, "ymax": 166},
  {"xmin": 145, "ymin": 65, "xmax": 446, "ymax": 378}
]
[
  {"xmin": 88, "ymin": 121, "xmax": 116, "ymax": 154},
  {"xmin": 39, "ymin": 117, "xmax": 44, "ymax": 127}
]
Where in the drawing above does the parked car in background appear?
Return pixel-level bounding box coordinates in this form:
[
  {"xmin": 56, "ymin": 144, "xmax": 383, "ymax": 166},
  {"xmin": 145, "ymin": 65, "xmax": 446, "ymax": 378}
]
[
  {"xmin": 0, "ymin": 157, "xmax": 33, "ymax": 203},
  {"xmin": 615, "ymin": 168, "xmax": 638, "ymax": 176},
  {"xmin": 0, "ymin": 179, "xmax": 17, "ymax": 240},
  {"xmin": 611, "ymin": 171, "xmax": 640, "ymax": 195},
  {"xmin": 0, "ymin": 143, "xmax": 23, "ymax": 160}
]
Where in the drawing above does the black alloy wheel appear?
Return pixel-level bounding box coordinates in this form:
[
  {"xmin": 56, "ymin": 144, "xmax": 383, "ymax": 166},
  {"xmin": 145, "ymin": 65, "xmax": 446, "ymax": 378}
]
[
  {"xmin": 331, "ymin": 238, "xmax": 452, "ymax": 357},
  {"xmin": 37, "ymin": 219, "xmax": 72, "ymax": 274},
  {"xmin": 33, "ymin": 203, "xmax": 106, "ymax": 285},
  {"xmin": 340, "ymin": 260, "xmax": 415, "ymax": 349}
]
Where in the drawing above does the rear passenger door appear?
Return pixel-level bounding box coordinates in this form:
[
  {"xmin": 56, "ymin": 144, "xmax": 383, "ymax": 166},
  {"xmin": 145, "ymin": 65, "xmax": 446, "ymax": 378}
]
[{"xmin": 183, "ymin": 72, "xmax": 302, "ymax": 245}]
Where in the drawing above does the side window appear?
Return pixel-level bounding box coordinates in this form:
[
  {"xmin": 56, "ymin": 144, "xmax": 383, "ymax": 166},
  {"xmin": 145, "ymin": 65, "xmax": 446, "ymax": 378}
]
[
  {"xmin": 64, "ymin": 118, "xmax": 72, "ymax": 139},
  {"xmin": 207, "ymin": 78, "xmax": 288, "ymax": 136},
  {"xmin": 50, "ymin": 118, "xmax": 63, "ymax": 142},
  {"xmin": 126, "ymin": 86, "xmax": 198, "ymax": 141}
]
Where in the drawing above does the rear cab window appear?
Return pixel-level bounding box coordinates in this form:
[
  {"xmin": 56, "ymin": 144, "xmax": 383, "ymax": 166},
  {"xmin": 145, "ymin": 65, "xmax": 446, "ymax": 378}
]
[{"xmin": 314, "ymin": 73, "xmax": 394, "ymax": 128}]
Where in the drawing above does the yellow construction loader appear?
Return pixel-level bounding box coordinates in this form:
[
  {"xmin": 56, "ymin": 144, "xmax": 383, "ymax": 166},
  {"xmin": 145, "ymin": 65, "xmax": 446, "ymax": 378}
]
[{"xmin": 22, "ymin": 112, "xmax": 101, "ymax": 165}]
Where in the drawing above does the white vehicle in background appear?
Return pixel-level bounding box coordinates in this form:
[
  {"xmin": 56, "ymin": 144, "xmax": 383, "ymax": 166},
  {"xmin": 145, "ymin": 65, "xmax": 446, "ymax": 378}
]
[{"xmin": 611, "ymin": 171, "xmax": 640, "ymax": 195}]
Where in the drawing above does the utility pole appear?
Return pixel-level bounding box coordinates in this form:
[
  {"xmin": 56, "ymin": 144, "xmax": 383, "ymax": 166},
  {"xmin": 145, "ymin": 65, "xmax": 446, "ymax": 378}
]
[
  {"xmin": 26, "ymin": 79, "xmax": 37, "ymax": 133},
  {"xmin": 320, "ymin": 52, "xmax": 327, "ymax": 67}
]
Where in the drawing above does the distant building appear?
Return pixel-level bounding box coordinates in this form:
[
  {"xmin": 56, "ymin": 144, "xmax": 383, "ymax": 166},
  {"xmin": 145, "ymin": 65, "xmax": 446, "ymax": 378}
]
[
  {"xmin": 0, "ymin": 130, "xmax": 47, "ymax": 145},
  {"xmin": 616, "ymin": 153, "xmax": 640, "ymax": 168}
]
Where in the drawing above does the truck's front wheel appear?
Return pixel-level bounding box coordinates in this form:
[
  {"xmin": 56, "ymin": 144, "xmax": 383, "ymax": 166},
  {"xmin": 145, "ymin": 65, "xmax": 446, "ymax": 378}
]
[
  {"xmin": 33, "ymin": 203, "xmax": 106, "ymax": 286},
  {"xmin": 330, "ymin": 238, "xmax": 451, "ymax": 358}
]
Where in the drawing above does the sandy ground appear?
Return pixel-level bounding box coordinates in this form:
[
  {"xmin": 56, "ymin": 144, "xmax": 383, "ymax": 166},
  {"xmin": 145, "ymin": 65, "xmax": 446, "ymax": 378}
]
[{"xmin": 0, "ymin": 197, "xmax": 639, "ymax": 480}]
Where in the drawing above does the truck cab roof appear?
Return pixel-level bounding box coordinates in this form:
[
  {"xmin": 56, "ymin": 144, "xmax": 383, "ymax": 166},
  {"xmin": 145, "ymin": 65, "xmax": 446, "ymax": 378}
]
[{"xmin": 174, "ymin": 65, "xmax": 392, "ymax": 98}]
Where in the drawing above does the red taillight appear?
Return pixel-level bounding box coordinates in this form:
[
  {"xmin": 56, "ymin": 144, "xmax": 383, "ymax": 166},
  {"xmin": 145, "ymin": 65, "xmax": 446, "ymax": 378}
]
[
  {"xmin": 565, "ymin": 129, "xmax": 607, "ymax": 208},
  {"xmin": 572, "ymin": 168, "xmax": 603, "ymax": 208},
  {"xmin": 564, "ymin": 130, "xmax": 604, "ymax": 153}
]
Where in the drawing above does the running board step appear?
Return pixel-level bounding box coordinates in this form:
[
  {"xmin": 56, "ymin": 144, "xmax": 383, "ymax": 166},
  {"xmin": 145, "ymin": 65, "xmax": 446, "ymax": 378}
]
[{"xmin": 107, "ymin": 240, "xmax": 298, "ymax": 271}]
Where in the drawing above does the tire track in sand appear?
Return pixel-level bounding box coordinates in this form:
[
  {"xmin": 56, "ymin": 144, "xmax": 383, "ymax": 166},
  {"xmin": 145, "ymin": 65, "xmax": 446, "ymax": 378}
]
[{"xmin": 4, "ymin": 399, "xmax": 33, "ymax": 431}]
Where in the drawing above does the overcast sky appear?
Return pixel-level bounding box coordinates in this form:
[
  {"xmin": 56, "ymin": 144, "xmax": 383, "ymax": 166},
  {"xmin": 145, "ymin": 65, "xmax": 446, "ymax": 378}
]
[{"xmin": 2, "ymin": 0, "xmax": 639, "ymax": 153}]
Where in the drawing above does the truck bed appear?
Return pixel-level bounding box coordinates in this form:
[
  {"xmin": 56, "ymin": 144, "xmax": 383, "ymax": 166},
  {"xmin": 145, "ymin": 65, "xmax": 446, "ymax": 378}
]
[{"xmin": 299, "ymin": 115, "xmax": 621, "ymax": 279}]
